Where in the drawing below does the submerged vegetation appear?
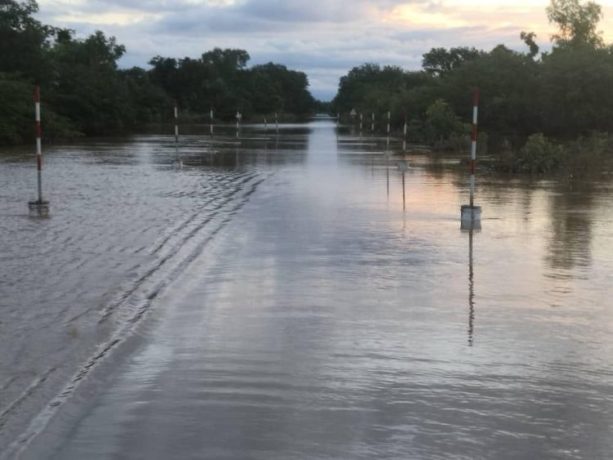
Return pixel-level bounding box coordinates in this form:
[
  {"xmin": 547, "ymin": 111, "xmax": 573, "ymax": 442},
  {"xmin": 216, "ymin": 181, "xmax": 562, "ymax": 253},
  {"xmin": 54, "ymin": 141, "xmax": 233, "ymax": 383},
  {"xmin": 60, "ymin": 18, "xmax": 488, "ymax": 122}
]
[
  {"xmin": 0, "ymin": 0, "xmax": 316, "ymax": 144},
  {"xmin": 332, "ymin": 0, "xmax": 613, "ymax": 174}
]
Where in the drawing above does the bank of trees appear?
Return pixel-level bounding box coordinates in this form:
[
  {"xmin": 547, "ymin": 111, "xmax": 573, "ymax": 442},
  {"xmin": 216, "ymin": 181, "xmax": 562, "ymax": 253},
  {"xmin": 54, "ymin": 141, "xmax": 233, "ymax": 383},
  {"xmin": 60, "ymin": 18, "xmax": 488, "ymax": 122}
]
[
  {"xmin": 0, "ymin": 0, "xmax": 316, "ymax": 144},
  {"xmin": 332, "ymin": 0, "xmax": 613, "ymax": 172}
]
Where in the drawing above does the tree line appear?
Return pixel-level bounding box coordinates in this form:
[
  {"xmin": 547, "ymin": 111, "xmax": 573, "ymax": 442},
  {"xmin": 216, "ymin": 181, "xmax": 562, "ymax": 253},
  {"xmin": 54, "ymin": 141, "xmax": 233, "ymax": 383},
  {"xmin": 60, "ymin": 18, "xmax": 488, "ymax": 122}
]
[
  {"xmin": 331, "ymin": 0, "xmax": 613, "ymax": 173},
  {"xmin": 0, "ymin": 0, "xmax": 317, "ymax": 144}
]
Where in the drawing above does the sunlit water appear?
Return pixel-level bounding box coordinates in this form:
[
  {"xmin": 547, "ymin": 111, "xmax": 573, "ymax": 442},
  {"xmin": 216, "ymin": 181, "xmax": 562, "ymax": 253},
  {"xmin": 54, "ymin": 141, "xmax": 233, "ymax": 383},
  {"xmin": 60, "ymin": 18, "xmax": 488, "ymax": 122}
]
[{"xmin": 2, "ymin": 121, "xmax": 613, "ymax": 459}]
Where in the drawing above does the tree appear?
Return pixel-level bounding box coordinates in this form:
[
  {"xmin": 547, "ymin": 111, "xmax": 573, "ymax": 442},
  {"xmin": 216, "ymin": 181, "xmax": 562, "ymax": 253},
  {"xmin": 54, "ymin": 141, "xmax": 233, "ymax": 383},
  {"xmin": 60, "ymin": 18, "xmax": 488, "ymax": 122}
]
[
  {"xmin": 520, "ymin": 31, "xmax": 540, "ymax": 59},
  {"xmin": 0, "ymin": 0, "xmax": 54, "ymax": 80},
  {"xmin": 422, "ymin": 47, "xmax": 483, "ymax": 76},
  {"xmin": 47, "ymin": 29, "xmax": 132, "ymax": 134},
  {"xmin": 424, "ymin": 99, "xmax": 464, "ymax": 144},
  {"xmin": 547, "ymin": 0, "xmax": 603, "ymax": 48}
]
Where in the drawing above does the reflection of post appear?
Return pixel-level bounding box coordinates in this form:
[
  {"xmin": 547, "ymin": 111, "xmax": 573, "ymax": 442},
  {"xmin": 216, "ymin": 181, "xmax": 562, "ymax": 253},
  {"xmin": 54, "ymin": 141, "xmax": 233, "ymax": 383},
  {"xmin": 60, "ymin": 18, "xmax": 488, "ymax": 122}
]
[
  {"xmin": 402, "ymin": 172, "xmax": 406, "ymax": 211},
  {"xmin": 468, "ymin": 227, "xmax": 475, "ymax": 346},
  {"xmin": 386, "ymin": 155, "xmax": 389, "ymax": 200},
  {"xmin": 398, "ymin": 160, "xmax": 408, "ymax": 212}
]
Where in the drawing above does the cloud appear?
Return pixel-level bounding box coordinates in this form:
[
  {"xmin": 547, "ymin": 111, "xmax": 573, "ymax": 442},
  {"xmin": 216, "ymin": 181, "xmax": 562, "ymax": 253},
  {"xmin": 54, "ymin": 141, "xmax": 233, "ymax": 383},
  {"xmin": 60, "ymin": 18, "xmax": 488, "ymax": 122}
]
[{"xmin": 35, "ymin": 0, "xmax": 613, "ymax": 101}]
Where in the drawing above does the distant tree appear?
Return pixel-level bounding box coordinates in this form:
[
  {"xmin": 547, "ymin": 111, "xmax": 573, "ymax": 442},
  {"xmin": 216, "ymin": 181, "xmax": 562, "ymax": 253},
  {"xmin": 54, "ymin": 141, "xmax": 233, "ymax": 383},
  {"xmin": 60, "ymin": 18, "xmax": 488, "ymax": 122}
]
[
  {"xmin": 0, "ymin": 73, "xmax": 32, "ymax": 143},
  {"xmin": 520, "ymin": 31, "xmax": 540, "ymax": 59},
  {"xmin": 424, "ymin": 99, "xmax": 463, "ymax": 144},
  {"xmin": 422, "ymin": 47, "xmax": 483, "ymax": 76},
  {"xmin": 48, "ymin": 29, "xmax": 132, "ymax": 134},
  {"xmin": 547, "ymin": 0, "xmax": 604, "ymax": 48}
]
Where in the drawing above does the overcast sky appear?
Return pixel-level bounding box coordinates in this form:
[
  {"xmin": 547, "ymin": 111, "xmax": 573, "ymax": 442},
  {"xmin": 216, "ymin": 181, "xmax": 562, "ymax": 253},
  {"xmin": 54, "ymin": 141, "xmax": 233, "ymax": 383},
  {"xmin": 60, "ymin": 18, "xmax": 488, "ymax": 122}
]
[{"xmin": 35, "ymin": 0, "xmax": 613, "ymax": 100}]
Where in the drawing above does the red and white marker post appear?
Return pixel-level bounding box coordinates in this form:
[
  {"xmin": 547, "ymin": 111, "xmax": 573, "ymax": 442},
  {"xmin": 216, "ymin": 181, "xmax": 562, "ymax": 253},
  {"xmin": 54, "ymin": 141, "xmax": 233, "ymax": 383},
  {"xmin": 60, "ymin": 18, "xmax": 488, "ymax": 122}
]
[
  {"xmin": 461, "ymin": 89, "xmax": 482, "ymax": 229},
  {"xmin": 28, "ymin": 85, "xmax": 49, "ymax": 216}
]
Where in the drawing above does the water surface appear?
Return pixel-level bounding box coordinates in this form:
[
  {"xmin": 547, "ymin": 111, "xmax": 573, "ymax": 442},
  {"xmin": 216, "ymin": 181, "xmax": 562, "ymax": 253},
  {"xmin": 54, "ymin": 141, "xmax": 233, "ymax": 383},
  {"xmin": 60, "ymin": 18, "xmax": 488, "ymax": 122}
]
[{"xmin": 2, "ymin": 121, "xmax": 613, "ymax": 459}]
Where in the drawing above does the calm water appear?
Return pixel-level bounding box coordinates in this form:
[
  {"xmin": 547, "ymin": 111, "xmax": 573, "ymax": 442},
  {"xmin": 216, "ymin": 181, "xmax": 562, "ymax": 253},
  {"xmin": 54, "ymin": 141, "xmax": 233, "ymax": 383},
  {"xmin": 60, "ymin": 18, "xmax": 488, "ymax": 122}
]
[{"xmin": 2, "ymin": 121, "xmax": 613, "ymax": 459}]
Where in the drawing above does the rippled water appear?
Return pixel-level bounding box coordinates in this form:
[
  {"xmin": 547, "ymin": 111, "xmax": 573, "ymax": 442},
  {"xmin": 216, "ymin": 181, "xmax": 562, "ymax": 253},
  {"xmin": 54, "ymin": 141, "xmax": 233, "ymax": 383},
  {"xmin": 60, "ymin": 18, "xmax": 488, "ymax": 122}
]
[{"xmin": 2, "ymin": 121, "xmax": 613, "ymax": 459}]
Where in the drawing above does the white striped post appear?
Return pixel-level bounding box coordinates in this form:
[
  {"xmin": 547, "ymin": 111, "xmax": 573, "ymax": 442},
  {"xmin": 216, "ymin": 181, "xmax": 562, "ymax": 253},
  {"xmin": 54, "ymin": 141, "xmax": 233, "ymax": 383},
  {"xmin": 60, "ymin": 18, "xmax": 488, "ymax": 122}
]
[
  {"xmin": 174, "ymin": 103, "xmax": 179, "ymax": 147},
  {"xmin": 275, "ymin": 112, "xmax": 279, "ymax": 133},
  {"xmin": 469, "ymin": 90, "xmax": 479, "ymax": 208},
  {"xmin": 209, "ymin": 108, "xmax": 214, "ymax": 136},
  {"xmin": 35, "ymin": 86, "xmax": 43, "ymax": 202},
  {"xmin": 264, "ymin": 117, "xmax": 268, "ymax": 130},
  {"xmin": 403, "ymin": 115, "xmax": 408, "ymax": 152},
  {"xmin": 28, "ymin": 85, "xmax": 49, "ymax": 215},
  {"xmin": 386, "ymin": 111, "xmax": 391, "ymax": 149},
  {"xmin": 359, "ymin": 113, "xmax": 363, "ymax": 133},
  {"xmin": 371, "ymin": 112, "xmax": 375, "ymax": 133},
  {"xmin": 386, "ymin": 111, "xmax": 391, "ymax": 136},
  {"xmin": 461, "ymin": 88, "xmax": 482, "ymax": 228},
  {"xmin": 236, "ymin": 111, "xmax": 241, "ymax": 139}
]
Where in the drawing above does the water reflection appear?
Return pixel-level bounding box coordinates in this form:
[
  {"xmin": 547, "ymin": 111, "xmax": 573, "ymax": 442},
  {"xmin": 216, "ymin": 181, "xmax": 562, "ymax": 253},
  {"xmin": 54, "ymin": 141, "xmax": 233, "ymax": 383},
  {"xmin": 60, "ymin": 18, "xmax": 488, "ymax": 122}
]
[
  {"xmin": 398, "ymin": 159, "xmax": 409, "ymax": 212},
  {"xmin": 546, "ymin": 182, "xmax": 595, "ymax": 276},
  {"xmin": 467, "ymin": 227, "xmax": 476, "ymax": 347},
  {"xmin": 4, "ymin": 123, "xmax": 613, "ymax": 460}
]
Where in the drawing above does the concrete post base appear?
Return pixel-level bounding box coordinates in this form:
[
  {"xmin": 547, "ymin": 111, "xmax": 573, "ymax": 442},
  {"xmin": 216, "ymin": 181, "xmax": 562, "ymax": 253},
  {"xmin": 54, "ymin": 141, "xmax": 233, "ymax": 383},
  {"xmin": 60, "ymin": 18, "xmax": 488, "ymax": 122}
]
[{"xmin": 28, "ymin": 200, "xmax": 50, "ymax": 217}]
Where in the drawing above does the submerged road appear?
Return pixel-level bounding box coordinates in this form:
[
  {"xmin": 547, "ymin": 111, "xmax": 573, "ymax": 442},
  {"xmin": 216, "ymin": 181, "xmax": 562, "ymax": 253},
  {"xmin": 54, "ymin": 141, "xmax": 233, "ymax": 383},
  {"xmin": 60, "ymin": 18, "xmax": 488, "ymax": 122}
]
[{"xmin": 8, "ymin": 121, "xmax": 613, "ymax": 459}]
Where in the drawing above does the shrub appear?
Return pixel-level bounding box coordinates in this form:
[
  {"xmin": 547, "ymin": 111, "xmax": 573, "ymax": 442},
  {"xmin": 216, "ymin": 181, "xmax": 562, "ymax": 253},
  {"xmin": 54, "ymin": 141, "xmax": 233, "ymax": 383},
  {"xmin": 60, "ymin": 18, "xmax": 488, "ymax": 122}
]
[{"xmin": 516, "ymin": 133, "xmax": 567, "ymax": 173}]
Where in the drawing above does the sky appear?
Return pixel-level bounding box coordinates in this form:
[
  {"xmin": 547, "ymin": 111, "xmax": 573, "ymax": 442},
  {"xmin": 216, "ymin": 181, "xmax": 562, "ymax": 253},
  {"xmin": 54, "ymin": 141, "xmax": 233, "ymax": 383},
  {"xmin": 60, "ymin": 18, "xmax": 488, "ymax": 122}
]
[{"xmin": 35, "ymin": 0, "xmax": 613, "ymax": 101}]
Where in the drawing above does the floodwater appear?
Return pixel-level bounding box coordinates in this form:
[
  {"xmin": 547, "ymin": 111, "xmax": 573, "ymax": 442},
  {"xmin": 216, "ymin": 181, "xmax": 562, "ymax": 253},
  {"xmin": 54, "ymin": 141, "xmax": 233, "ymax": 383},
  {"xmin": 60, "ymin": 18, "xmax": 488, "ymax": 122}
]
[{"xmin": 1, "ymin": 120, "xmax": 613, "ymax": 459}]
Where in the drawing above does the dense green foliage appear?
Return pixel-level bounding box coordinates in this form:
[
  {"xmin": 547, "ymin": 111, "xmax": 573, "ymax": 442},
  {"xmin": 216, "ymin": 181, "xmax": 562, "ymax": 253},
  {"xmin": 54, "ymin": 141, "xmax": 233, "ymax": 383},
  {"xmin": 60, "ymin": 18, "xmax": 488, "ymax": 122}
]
[
  {"xmin": 148, "ymin": 52, "xmax": 315, "ymax": 120},
  {"xmin": 332, "ymin": 0, "xmax": 613, "ymax": 173},
  {"xmin": 0, "ymin": 0, "xmax": 316, "ymax": 144}
]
